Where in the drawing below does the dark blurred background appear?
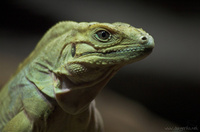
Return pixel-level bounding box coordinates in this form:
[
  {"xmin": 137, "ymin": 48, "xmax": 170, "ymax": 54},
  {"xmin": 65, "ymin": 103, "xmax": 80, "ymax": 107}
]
[{"xmin": 0, "ymin": 0, "xmax": 200, "ymax": 132}]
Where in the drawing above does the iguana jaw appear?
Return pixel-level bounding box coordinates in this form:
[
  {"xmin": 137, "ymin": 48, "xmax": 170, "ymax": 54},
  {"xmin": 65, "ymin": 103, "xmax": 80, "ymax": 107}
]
[
  {"xmin": 69, "ymin": 45, "xmax": 153, "ymax": 66},
  {"xmin": 79, "ymin": 46, "xmax": 150, "ymax": 57},
  {"xmin": 64, "ymin": 46, "xmax": 152, "ymax": 85}
]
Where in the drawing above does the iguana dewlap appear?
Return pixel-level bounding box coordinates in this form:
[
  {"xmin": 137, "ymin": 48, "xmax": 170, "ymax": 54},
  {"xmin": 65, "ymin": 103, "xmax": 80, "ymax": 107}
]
[{"xmin": 0, "ymin": 21, "xmax": 154, "ymax": 132}]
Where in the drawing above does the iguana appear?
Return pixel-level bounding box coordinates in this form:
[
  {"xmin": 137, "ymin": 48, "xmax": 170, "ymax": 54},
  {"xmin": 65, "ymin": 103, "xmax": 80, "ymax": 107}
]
[{"xmin": 0, "ymin": 21, "xmax": 154, "ymax": 132}]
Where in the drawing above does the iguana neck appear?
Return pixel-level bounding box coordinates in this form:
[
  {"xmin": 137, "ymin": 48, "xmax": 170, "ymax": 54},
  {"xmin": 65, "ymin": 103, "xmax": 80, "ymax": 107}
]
[{"xmin": 53, "ymin": 65, "xmax": 119, "ymax": 114}]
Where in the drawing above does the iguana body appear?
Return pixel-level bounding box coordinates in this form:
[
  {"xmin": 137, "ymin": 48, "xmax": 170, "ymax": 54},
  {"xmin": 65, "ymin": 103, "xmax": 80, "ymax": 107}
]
[{"xmin": 0, "ymin": 21, "xmax": 154, "ymax": 132}]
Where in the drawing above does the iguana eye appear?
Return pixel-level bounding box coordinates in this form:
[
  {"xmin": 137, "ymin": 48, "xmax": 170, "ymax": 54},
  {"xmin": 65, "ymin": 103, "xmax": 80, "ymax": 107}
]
[{"xmin": 95, "ymin": 30, "xmax": 111, "ymax": 42}]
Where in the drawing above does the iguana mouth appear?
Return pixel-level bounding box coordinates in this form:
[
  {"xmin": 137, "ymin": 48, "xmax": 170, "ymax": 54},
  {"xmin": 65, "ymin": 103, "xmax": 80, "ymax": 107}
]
[
  {"xmin": 80, "ymin": 46, "xmax": 152, "ymax": 57},
  {"xmin": 70, "ymin": 46, "xmax": 153, "ymax": 65}
]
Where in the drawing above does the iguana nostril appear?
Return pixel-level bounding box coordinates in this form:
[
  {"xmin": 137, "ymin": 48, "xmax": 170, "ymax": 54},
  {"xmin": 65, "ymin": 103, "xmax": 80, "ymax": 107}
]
[
  {"xmin": 141, "ymin": 36, "xmax": 147, "ymax": 41},
  {"xmin": 140, "ymin": 36, "xmax": 149, "ymax": 44}
]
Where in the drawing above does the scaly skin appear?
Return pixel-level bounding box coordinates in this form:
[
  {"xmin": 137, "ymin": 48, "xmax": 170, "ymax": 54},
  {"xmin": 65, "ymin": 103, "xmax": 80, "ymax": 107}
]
[{"xmin": 0, "ymin": 21, "xmax": 154, "ymax": 132}]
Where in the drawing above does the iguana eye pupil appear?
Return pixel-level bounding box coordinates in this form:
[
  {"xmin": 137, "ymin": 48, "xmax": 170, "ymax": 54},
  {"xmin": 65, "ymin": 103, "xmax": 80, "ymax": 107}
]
[
  {"xmin": 96, "ymin": 30, "xmax": 111, "ymax": 41},
  {"xmin": 101, "ymin": 31, "xmax": 107, "ymax": 38}
]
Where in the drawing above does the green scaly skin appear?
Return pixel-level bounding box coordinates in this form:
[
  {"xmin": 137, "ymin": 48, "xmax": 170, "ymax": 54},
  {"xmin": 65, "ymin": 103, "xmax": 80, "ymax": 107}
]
[{"xmin": 0, "ymin": 21, "xmax": 154, "ymax": 132}]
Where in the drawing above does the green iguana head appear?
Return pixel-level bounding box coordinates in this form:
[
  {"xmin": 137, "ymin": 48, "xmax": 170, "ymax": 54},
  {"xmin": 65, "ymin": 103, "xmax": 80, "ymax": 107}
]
[
  {"xmin": 32, "ymin": 21, "xmax": 154, "ymax": 87},
  {"xmin": 53, "ymin": 22, "xmax": 155, "ymax": 84}
]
